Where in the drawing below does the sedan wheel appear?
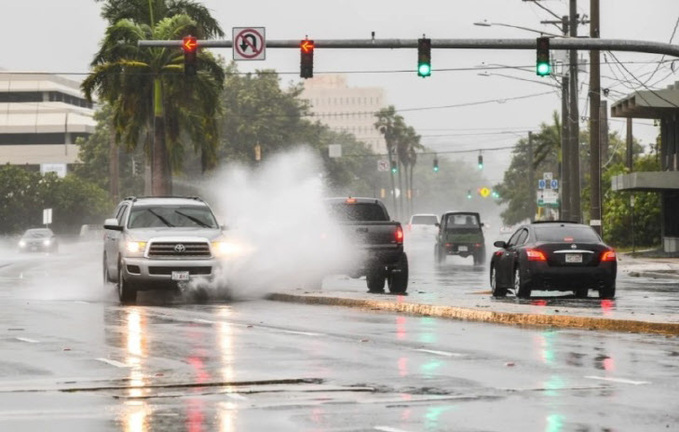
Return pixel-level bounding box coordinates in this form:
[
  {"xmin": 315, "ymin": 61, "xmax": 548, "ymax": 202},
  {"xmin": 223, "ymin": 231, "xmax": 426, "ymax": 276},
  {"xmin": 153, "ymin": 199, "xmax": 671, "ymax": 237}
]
[
  {"xmin": 490, "ymin": 266, "xmax": 507, "ymax": 297},
  {"xmin": 514, "ymin": 267, "xmax": 532, "ymax": 298}
]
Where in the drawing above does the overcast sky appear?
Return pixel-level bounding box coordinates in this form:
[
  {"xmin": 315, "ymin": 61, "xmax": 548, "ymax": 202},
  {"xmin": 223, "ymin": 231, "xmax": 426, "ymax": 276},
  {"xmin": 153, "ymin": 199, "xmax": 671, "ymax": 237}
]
[{"xmin": 2, "ymin": 0, "xmax": 677, "ymax": 184}]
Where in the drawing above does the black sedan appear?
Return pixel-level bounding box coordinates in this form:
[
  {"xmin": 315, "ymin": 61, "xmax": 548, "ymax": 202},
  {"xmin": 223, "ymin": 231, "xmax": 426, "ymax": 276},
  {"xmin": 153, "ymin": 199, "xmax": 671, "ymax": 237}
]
[
  {"xmin": 490, "ymin": 221, "xmax": 616, "ymax": 299},
  {"xmin": 18, "ymin": 228, "xmax": 59, "ymax": 253}
]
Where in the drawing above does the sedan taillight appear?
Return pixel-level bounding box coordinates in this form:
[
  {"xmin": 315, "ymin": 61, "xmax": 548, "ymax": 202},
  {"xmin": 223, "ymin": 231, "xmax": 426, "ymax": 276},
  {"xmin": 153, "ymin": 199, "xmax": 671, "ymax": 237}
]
[
  {"xmin": 601, "ymin": 249, "xmax": 616, "ymax": 262},
  {"xmin": 526, "ymin": 248, "xmax": 547, "ymax": 261}
]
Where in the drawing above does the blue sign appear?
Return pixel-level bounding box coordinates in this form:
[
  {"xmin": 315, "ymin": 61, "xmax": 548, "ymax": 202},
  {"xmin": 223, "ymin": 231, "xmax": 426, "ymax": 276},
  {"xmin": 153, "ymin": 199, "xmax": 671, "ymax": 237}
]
[
  {"xmin": 551, "ymin": 179, "xmax": 559, "ymax": 189},
  {"xmin": 538, "ymin": 179, "xmax": 546, "ymax": 189}
]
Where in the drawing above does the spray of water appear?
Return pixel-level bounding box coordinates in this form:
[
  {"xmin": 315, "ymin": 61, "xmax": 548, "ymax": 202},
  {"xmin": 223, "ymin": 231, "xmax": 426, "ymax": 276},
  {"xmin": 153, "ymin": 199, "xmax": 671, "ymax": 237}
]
[
  {"xmin": 0, "ymin": 148, "xmax": 359, "ymax": 304},
  {"xmin": 194, "ymin": 147, "xmax": 357, "ymax": 300}
]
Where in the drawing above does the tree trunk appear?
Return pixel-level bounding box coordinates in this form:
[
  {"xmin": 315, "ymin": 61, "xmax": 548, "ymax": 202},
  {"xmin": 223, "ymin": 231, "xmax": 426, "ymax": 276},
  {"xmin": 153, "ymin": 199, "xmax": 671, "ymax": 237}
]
[{"xmin": 151, "ymin": 78, "xmax": 172, "ymax": 196}]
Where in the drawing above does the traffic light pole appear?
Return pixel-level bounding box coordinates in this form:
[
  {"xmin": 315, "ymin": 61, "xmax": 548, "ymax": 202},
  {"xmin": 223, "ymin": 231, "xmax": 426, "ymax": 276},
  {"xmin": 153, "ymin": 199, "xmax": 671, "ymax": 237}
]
[{"xmin": 139, "ymin": 38, "xmax": 679, "ymax": 57}]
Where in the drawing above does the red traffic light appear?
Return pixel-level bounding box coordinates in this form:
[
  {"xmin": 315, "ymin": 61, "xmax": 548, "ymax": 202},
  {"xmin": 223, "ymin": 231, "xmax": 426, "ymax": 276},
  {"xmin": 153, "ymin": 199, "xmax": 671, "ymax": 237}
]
[
  {"xmin": 300, "ymin": 39, "xmax": 315, "ymax": 79},
  {"xmin": 301, "ymin": 40, "xmax": 314, "ymax": 53},
  {"xmin": 183, "ymin": 36, "xmax": 198, "ymax": 53}
]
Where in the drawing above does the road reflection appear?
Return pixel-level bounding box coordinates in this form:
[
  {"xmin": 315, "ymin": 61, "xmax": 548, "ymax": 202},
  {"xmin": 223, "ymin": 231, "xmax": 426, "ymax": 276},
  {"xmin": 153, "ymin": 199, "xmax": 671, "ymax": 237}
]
[{"xmin": 123, "ymin": 308, "xmax": 149, "ymax": 432}]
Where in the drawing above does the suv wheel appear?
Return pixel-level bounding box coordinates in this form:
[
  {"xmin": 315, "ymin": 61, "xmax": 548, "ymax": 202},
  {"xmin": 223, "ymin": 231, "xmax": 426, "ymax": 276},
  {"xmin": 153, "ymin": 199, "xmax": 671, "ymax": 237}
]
[
  {"xmin": 434, "ymin": 244, "xmax": 445, "ymax": 265},
  {"xmin": 388, "ymin": 253, "xmax": 408, "ymax": 294},
  {"xmin": 103, "ymin": 254, "xmax": 112, "ymax": 284},
  {"xmin": 118, "ymin": 264, "xmax": 137, "ymax": 305}
]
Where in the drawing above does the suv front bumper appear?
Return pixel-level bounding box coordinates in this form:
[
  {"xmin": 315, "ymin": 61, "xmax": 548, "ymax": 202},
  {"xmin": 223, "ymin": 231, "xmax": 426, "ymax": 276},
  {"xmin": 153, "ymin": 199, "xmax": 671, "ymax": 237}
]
[{"xmin": 121, "ymin": 256, "xmax": 224, "ymax": 290}]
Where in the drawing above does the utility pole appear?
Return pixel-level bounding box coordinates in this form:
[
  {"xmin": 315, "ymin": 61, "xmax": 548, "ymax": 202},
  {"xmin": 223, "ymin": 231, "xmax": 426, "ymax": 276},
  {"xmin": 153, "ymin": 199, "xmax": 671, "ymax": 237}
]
[
  {"xmin": 589, "ymin": 0, "xmax": 602, "ymax": 235},
  {"xmin": 529, "ymin": 131, "xmax": 536, "ymax": 221},
  {"xmin": 569, "ymin": 0, "xmax": 581, "ymax": 223},
  {"xmin": 626, "ymin": 118, "xmax": 634, "ymax": 170},
  {"xmin": 561, "ymin": 73, "xmax": 571, "ymax": 220}
]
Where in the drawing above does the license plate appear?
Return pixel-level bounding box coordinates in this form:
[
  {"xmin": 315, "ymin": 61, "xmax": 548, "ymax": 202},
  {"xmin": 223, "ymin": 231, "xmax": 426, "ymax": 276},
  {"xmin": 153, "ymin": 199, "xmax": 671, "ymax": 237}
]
[
  {"xmin": 458, "ymin": 246, "xmax": 468, "ymax": 252},
  {"xmin": 565, "ymin": 254, "xmax": 582, "ymax": 263},
  {"xmin": 171, "ymin": 271, "xmax": 190, "ymax": 281}
]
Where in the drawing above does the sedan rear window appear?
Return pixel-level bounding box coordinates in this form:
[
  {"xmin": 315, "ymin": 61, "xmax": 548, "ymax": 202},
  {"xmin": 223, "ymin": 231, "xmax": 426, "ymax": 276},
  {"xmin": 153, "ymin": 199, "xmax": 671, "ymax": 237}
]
[{"xmin": 534, "ymin": 225, "xmax": 600, "ymax": 243}]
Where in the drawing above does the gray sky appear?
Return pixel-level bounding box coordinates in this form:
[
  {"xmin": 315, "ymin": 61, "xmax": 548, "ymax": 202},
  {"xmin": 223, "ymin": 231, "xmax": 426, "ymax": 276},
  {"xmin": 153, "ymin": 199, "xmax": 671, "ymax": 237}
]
[{"xmin": 2, "ymin": 0, "xmax": 678, "ymax": 184}]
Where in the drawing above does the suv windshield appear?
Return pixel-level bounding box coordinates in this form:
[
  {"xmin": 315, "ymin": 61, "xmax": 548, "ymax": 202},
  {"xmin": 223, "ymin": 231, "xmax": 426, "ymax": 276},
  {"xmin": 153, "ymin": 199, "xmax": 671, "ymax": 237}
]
[
  {"xmin": 411, "ymin": 215, "xmax": 438, "ymax": 225},
  {"xmin": 534, "ymin": 225, "xmax": 601, "ymax": 242},
  {"xmin": 127, "ymin": 206, "xmax": 218, "ymax": 229}
]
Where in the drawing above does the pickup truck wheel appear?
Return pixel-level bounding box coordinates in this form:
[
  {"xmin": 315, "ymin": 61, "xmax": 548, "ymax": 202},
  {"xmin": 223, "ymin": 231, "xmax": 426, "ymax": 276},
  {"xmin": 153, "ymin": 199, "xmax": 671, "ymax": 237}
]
[
  {"xmin": 366, "ymin": 269, "xmax": 386, "ymax": 292},
  {"xmin": 118, "ymin": 265, "xmax": 137, "ymax": 305},
  {"xmin": 388, "ymin": 253, "xmax": 409, "ymax": 294}
]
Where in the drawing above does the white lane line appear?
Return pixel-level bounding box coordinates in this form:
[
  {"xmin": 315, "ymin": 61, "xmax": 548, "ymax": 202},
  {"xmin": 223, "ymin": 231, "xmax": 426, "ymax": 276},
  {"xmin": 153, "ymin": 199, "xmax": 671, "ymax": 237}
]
[
  {"xmin": 15, "ymin": 337, "xmax": 39, "ymax": 343},
  {"xmin": 414, "ymin": 348, "xmax": 464, "ymax": 357},
  {"xmin": 375, "ymin": 427, "xmax": 412, "ymax": 432},
  {"xmin": 278, "ymin": 329, "xmax": 322, "ymax": 337},
  {"xmin": 225, "ymin": 393, "xmax": 249, "ymax": 401},
  {"xmin": 96, "ymin": 358, "xmax": 130, "ymax": 368},
  {"xmin": 585, "ymin": 376, "xmax": 649, "ymax": 385}
]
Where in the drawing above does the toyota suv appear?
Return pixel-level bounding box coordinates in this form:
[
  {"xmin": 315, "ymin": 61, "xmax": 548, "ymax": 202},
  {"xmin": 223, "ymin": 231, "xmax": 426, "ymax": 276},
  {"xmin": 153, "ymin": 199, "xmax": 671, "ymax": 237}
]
[{"xmin": 103, "ymin": 196, "xmax": 235, "ymax": 304}]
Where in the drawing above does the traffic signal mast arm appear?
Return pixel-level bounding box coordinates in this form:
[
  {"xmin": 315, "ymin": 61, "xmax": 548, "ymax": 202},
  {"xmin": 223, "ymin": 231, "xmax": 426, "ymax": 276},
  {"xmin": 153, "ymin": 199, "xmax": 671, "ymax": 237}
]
[{"xmin": 139, "ymin": 37, "xmax": 679, "ymax": 58}]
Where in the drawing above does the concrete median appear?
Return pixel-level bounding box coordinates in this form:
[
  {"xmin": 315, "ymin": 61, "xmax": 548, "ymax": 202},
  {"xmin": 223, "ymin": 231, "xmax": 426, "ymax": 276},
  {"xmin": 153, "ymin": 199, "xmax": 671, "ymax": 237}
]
[{"xmin": 268, "ymin": 292, "xmax": 679, "ymax": 336}]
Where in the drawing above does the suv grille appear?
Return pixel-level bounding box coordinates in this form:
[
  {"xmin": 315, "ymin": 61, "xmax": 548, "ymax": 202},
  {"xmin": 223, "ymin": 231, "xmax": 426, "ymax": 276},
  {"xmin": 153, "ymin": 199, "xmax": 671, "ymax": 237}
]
[{"xmin": 148, "ymin": 241, "xmax": 211, "ymax": 258}]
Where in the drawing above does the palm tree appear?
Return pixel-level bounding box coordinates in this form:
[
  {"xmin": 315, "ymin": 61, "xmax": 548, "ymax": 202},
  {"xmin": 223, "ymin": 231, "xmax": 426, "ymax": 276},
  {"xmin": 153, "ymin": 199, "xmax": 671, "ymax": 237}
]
[
  {"xmin": 375, "ymin": 106, "xmax": 423, "ymax": 220},
  {"xmin": 84, "ymin": 0, "xmax": 225, "ymax": 195}
]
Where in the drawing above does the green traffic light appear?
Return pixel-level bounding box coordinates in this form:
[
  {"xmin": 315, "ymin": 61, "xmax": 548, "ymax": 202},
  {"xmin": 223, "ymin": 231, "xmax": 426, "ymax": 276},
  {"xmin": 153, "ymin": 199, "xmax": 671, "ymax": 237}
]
[
  {"xmin": 418, "ymin": 63, "xmax": 431, "ymax": 77},
  {"xmin": 537, "ymin": 62, "xmax": 551, "ymax": 76}
]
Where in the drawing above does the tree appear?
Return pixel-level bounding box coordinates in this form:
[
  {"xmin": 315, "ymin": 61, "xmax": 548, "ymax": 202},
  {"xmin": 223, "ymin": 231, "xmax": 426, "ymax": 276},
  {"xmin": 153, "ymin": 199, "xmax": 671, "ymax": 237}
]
[
  {"xmin": 83, "ymin": 0, "xmax": 225, "ymax": 195},
  {"xmin": 374, "ymin": 106, "xmax": 423, "ymax": 220},
  {"xmin": 0, "ymin": 165, "xmax": 109, "ymax": 235},
  {"xmin": 72, "ymin": 104, "xmax": 145, "ymax": 199}
]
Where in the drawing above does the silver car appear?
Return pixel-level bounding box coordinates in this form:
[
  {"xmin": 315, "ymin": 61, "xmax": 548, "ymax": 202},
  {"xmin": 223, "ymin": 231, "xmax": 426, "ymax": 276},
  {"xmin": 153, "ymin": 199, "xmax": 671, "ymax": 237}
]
[{"xmin": 103, "ymin": 196, "xmax": 235, "ymax": 304}]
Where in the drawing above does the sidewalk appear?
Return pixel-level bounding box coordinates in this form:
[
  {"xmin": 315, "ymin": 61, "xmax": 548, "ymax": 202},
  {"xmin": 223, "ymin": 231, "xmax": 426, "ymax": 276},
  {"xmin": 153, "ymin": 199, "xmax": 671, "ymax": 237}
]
[{"xmin": 618, "ymin": 251, "xmax": 679, "ymax": 280}]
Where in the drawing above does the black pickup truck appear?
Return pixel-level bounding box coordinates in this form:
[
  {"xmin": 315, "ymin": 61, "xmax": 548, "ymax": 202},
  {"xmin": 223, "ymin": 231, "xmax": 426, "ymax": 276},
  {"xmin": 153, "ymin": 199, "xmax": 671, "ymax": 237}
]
[{"xmin": 325, "ymin": 197, "xmax": 408, "ymax": 293}]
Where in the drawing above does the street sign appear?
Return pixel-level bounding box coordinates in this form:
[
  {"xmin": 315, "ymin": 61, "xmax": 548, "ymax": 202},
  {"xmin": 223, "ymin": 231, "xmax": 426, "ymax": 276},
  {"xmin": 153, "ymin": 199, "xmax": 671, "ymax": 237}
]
[
  {"xmin": 40, "ymin": 163, "xmax": 67, "ymax": 178},
  {"xmin": 537, "ymin": 189, "xmax": 559, "ymax": 207},
  {"xmin": 550, "ymin": 179, "xmax": 559, "ymax": 190},
  {"xmin": 43, "ymin": 208, "xmax": 52, "ymax": 225},
  {"xmin": 538, "ymin": 179, "xmax": 546, "ymax": 189},
  {"xmin": 233, "ymin": 27, "xmax": 266, "ymax": 60},
  {"xmin": 377, "ymin": 159, "xmax": 389, "ymax": 172},
  {"xmin": 543, "ymin": 172, "xmax": 553, "ymax": 180}
]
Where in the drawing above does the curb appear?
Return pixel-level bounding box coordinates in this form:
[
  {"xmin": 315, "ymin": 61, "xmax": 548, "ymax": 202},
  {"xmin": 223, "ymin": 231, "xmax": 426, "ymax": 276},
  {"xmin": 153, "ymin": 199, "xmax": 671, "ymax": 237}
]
[
  {"xmin": 268, "ymin": 293, "xmax": 679, "ymax": 337},
  {"xmin": 627, "ymin": 271, "xmax": 679, "ymax": 280}
]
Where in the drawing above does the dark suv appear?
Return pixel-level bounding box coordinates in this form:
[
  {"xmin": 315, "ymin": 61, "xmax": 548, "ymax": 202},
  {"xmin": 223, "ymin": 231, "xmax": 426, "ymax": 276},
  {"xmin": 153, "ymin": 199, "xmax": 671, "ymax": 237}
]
[
  {"xmin": 103, "ymin": 196, "xmax": 232, "ymax": 304},
  {"xmin": 434, "ymin": 211, "xmax": 486, "ymax": 265}
]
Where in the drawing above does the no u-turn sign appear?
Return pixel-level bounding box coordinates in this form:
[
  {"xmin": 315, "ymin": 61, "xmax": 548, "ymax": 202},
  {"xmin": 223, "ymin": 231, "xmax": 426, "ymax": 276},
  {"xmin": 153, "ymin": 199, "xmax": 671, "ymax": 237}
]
[{"xmin": 233, "ymin": 27, "xmax": 266, "ymax": 60}]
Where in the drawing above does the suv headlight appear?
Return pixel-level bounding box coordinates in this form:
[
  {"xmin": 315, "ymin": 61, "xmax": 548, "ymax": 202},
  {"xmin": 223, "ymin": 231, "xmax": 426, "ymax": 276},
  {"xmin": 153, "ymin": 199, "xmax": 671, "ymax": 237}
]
[
  {"xmin": 125, "ymin": 241, "xmax": 147, "ymax": 255},
  {"xmin": 211, "ymin": 240, "xmax": 242, "ymax": 258}
]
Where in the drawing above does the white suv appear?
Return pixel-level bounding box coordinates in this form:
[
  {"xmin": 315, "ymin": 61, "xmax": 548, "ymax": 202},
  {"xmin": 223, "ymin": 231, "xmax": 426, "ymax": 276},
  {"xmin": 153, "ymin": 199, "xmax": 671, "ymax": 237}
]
[{"xmin": 103, "ymin": 196, "xmax": 232, "ymax": 304}]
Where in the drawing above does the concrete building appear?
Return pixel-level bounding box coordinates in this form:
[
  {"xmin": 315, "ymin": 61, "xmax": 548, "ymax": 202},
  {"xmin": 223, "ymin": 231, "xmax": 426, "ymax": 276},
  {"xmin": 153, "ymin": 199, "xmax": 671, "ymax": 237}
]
[
  {"xmin": 611, "ymin": 82, "xmax": 679, "ymax": 253},
  {"xmin": 301, "ymin": 75, "xmax": 386, "ymax": 153},
  {"xmin": 0, "ymin": 71, "xmax": 96, "ymax": 174}
]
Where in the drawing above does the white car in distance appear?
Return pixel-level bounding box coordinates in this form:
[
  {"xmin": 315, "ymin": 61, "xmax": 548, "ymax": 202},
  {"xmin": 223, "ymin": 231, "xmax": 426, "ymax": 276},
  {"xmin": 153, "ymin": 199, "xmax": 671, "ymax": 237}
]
[{"xmin": 407, "ymin": 213, "xmax": 439, "ymax": 241}]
